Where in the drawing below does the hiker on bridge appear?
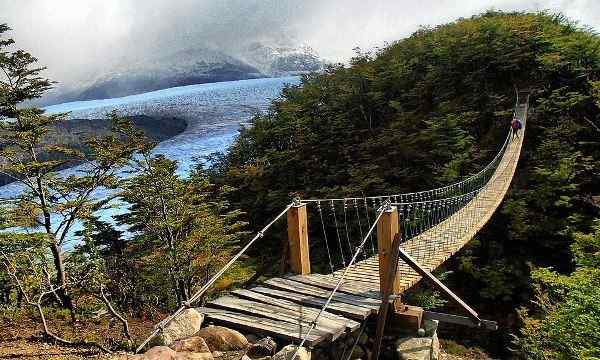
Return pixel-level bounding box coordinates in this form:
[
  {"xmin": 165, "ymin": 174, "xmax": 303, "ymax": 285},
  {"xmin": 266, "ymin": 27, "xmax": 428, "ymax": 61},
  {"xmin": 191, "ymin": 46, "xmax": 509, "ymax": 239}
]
[{"xmin": 511, "ymin": 115, "xmax": 522, "ymax": 139}]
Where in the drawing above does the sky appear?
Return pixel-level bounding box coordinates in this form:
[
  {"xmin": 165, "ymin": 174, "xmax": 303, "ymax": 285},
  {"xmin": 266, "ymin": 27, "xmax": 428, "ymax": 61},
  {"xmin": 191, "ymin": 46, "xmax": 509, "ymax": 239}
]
[{"xmin": 1, "ymin": 0, "xmax": 599, "ymax": 87}]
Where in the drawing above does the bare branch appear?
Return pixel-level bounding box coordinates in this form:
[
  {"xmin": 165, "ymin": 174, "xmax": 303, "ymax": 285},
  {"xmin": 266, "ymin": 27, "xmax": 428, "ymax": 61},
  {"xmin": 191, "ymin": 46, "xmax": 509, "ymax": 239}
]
[{"xmin": 99, "ymin": 285, "xmax": 133, "ymax": 342}]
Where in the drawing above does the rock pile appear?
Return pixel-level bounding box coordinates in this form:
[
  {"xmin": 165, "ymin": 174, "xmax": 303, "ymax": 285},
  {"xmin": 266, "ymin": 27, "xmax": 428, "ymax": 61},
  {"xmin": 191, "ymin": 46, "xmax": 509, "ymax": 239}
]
[
  {"xmin": 131, "ymin": 310, "xmax": 309, "ymax": 360},
  {"xmin": 129, "ymin": 309, "xmax": 440, "ymax": 360}
]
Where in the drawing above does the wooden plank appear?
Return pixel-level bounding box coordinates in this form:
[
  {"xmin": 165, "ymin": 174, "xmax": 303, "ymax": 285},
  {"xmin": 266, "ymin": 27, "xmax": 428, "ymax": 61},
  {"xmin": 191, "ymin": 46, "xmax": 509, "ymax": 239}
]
[
  {"xmin": 197, "ymin": 307, "xmax": 328, "ymax": 346},
  {"xmin": 331, "ymin": 272, "xmax": 381, "ymax": 284},
  {"xmin": 287, "ymin": 204, "xmax": 310, "ymax": 274},
  {"xmin": 310, "ymin": 274, "xmax": 381, "ymax": 295},
  {"xmin": 251, "ymin": 286, "xmax": 371, "ymax": 320},
  {"xmin": 265, "ymin": 278, "xmax": 380, "ymax": 312},
  {"xmin": 289, "ymin": 275, "xmax": 382, "ymax": 300},
  {"xmin": 232, "ymin": 289, "xmax": 360, "ymax": 331},
  {"xmin": 207, "ymin": 296, "xmax": 344, "ymax": 340}
]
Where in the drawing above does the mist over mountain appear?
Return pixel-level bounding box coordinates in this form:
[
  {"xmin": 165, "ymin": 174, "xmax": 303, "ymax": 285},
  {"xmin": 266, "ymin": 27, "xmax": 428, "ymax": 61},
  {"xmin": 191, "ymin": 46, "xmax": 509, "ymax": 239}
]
[{"xmin": 37, "ymin": 40, "xmax": 324, "ymax": 105}]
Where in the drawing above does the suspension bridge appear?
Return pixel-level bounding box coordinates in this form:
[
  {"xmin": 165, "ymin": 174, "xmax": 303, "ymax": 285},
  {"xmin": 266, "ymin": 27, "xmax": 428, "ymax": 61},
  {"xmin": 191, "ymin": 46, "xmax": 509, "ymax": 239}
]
[{"xmin": 138, "ymin": 94, "xmax": 529, "ymax": 353}]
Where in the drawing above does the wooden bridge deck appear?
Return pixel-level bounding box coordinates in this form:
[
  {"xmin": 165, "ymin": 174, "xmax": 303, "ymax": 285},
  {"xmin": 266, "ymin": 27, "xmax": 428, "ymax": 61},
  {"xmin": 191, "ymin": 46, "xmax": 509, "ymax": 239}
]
[{"xmin": 196, "ymin": 104, "xmax": 527, "ymax": 346}]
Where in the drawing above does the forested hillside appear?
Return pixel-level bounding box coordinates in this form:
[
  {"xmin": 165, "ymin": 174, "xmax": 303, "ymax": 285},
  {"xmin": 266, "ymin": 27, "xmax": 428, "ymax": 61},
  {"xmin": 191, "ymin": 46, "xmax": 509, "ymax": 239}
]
[{"xmin": 209, "ymin": 11, "xmax": 600, "ymax": 357}]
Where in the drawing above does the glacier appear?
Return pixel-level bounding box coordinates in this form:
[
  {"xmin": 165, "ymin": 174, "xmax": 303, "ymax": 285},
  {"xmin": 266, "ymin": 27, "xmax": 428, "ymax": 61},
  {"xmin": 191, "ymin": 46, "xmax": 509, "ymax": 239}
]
[{"xmin": 0, "ymin": 76, "xmax": 300, "ymax": 244}]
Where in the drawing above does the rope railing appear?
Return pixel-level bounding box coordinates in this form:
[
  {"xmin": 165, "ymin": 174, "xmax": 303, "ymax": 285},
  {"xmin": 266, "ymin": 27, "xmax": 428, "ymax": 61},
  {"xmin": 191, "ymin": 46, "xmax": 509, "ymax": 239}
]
[
  {"xmin": 299, "ymin": 128, "xmax": 511, "ymax": 205},
  {"xmin": 300, "ymin": 100, "xmax": 527, "ymax": 276},
  {"xmin": 297, "ymin": 129, "xmax": 515, "ymax": 271}
]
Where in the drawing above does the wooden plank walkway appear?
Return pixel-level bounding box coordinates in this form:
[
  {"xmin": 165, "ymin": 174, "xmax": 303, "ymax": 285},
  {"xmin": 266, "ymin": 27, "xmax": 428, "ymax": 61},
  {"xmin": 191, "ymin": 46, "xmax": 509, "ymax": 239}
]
[{"xmin": 196, "ymin": 104, "xmax": 527, "ymax": 345}]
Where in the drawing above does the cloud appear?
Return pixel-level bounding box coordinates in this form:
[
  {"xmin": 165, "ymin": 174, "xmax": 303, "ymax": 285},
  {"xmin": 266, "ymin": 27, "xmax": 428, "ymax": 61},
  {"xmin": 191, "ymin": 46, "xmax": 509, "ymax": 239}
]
[{"xmin": 1, "ymin": 0, "xmax": 599, "ymax": 87}]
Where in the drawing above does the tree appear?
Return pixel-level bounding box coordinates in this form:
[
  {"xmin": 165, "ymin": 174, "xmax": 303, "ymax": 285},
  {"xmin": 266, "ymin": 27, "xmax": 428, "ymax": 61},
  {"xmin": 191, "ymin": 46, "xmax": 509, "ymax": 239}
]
[
  {"xmin": 517, "ymin": 222, "xmax": 600, "ymax": 359},
  {"xmin": 118, "ymin": 153, "xmax": 247, "ymax": 308},
  {"xmin": 0, "ymin": 24, "xmax": 148, "ymax": 316},
  {"xmin": 0, "ymin": 217, "xmax": 111, "ymax": 352},
  {"xmin": 69, "ymin": 222, "xmax": 133, "ymax": 348}
]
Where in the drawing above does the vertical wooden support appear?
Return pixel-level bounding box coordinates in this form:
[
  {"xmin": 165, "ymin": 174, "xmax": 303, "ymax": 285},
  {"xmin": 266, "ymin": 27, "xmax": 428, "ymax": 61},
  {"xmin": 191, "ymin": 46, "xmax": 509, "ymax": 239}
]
[
  {"xmin": 377, "ymin": 206, "xmax": 400, "ymax": 295},
  {"xmin": 287, "ymin": 203, "xmax": 310, "ymax": 274}
]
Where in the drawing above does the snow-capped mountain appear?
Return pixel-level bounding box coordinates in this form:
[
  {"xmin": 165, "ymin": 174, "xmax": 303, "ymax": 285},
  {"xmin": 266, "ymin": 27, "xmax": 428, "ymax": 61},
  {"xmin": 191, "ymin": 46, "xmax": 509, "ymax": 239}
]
[
  {"xmin": 70, "ymin": 47, "xmax": 263, "ymax": 101},
  {"xmin": 241, "ymin": 42, "xmax": 324, "ymax": 76},
  {"xmin": 40, "ymin": 42, "xmax": 325, "ymax": 106}
]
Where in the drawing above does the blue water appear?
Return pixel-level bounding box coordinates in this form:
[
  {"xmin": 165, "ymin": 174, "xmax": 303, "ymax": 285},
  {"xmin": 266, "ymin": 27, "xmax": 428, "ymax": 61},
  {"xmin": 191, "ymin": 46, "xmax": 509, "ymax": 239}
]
[{"xmin": 0, "ymin": 76, "xmax": 300, "ymax": 244}]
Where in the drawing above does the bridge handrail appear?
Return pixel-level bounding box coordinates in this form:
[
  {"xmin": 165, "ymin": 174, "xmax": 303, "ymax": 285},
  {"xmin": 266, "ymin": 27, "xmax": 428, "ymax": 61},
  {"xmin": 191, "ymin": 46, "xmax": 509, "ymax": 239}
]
[{"xmin": 299, "ymin": 127, "xmax": 511, "ymax": 204}]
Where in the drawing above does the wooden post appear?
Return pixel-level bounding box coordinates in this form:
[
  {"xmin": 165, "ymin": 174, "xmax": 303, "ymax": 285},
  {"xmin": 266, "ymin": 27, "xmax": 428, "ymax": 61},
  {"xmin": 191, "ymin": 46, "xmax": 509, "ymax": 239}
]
[
  {"xmin": 371, "ymin": 233, "xmax": 402, "ymax": 360},
  {"xmin": 377, "ymin": 206, "xmax": 400, "ymax": 295},
  {"xmin": 287, "ymin": 203, "xmax": 310, "ymax": 274}
]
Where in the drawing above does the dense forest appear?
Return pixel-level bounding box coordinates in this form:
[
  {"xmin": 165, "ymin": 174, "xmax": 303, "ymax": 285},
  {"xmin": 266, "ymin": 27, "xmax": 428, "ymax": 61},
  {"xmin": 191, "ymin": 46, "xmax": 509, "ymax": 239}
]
[
  {"xmin": 208, "ymin": 11, "xmax": 600, "ymax": 358},
  {"xmin": 1, "ymin": 10, "xmax": 599, "ymax": 359}
]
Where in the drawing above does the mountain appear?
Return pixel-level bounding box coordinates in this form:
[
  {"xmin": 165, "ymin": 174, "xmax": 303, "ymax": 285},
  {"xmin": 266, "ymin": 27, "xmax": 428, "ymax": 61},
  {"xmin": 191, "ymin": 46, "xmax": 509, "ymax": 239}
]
[
  {"xmin": 40, "ymin": 43, "xmax": 325, "ymax": 106},
  {"xmin": 65, "ymin": 47, "xmax": 263, "ymax": 102},
  {"xmin": 240, "ymin": 42, "xmax": 324, "ymax": 76}
]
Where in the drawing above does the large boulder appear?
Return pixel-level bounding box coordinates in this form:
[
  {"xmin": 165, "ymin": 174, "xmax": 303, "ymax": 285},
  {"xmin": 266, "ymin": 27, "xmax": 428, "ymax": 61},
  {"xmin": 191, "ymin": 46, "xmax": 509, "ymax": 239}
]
[
  {"xmin": 170, "ymin": 336, "xmax": 211, "ymax": 353},
  {"xmin": 395, "ymin": 337, "xmax": 432, "ymax": 360},
  {"xmin": 195, "ymin": 326, "xmax": 249, "ymax": 351},
  {"xmin": 174, "ymin": 352, "xmax": 214, "ymax": 360},
  {"xmin": 273, "ymin": 345, "xmax": 311, "ymax": 360},
  {"xmin": 153, "ymin": 309, "xmax": 205, "ymax": 346},
  {"xmin": 130, "ymin": 346, "xmax": 177, "ymax": 359}
]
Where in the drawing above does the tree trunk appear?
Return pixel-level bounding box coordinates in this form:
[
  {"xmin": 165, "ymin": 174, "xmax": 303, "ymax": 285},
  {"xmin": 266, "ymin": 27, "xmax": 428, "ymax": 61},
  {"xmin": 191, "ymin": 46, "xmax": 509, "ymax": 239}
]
[{"xmin": 49, "ymin": 242, "xmax": 75, "ymax": 322}]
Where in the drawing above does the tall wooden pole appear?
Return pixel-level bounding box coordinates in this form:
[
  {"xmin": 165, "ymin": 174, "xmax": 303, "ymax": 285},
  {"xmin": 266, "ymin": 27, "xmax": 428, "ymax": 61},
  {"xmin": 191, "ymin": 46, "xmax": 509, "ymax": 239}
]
[
  {"xmin": 376, "ymin": 206, "xmax": 400, "ymax": 295},
  {"xmin": 372, "ymin": 233, "xmax": 402, "ymax": 360},
  {"xmin": 287, "ymin": 203, "xmax": 310, "ymax": 274}
]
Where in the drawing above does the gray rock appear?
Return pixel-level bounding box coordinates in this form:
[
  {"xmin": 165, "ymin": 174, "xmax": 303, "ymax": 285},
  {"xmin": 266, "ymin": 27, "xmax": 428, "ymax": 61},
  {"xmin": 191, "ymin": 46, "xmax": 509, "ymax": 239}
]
[
  {"xmin": 395, "ymin": 337, "xmax": 432, "ymax": 360},
  {"xmin": 196, "ymin": 326, "xmax": 249, "ymax": 351},
  {"xmin": 423, "ymin": 320, "xmax": 439, "ymax": 337},
  {"xmin": 153, "ymin": 309, "xmax": 204, "ymax": 346},
  {"xmin": 273, "ymin": 345, "xmax": 311, "ymax": 360},
  {"xmin": 417, "ymin": 328, "xmax": 426, "ymax": 337}
]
